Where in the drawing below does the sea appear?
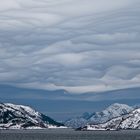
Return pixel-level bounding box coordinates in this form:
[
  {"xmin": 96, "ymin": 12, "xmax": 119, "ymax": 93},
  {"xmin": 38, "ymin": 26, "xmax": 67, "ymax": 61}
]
[{"xmin": 0, "ymin": 129, "xmax": 140, "ymax": 140}]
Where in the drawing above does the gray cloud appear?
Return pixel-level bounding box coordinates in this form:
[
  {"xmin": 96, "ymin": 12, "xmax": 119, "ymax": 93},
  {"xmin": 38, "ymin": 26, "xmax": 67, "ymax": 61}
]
[{"xmin": 0, "ymin": 0, "xmax": 140, "ymax": 93}]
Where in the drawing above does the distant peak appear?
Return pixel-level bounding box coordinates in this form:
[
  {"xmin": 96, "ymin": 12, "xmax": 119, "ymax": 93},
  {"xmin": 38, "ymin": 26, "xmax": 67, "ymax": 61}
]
[{"xmin": 107, "ymin": 103, "xmax": 133, "ymax": 108}]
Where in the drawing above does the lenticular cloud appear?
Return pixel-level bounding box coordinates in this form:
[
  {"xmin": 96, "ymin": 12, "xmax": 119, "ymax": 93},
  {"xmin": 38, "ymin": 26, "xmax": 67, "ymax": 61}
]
[{"xmin": 0, "ymin": 0, "xmax": 140, "ymax": 93}]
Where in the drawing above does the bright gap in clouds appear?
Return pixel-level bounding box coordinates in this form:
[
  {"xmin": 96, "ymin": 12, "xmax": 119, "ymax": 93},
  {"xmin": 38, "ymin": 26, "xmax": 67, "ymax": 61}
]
[{"xmin": 0, "ymin": 0, "xmax": 140, "ymax": 93}]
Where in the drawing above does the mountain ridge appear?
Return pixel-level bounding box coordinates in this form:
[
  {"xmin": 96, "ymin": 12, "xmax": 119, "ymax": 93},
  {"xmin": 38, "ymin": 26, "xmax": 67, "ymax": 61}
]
[
  {"xmin": 65, "ymin": 103, "xmax": 133, "ymax": 128},
  {"xmin": 0, "ymin": 103, "xmax": 64, "ymax": 129},
  {"xmin": 79, "ymin": 108, "xmax": 140, "ymax": 131}
]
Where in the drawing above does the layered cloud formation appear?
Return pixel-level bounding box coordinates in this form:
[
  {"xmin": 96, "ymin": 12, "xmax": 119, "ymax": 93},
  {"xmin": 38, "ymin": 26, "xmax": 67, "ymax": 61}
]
[{"xmin": 0, "ymin": 0, "xmax": 140, "ymax": 93}]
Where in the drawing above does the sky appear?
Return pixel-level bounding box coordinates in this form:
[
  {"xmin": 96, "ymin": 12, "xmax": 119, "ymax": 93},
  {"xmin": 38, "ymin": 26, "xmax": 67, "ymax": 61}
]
[{"xmin": 0, "ymin": 0, "xmax": 140, "ymax": 120}]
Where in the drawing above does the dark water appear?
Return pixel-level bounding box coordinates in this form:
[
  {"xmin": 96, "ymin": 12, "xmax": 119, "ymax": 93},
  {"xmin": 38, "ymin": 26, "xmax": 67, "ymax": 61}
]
[{"xmin": 0, "ymin": 129, "xmax": 140, "ymax": 140}]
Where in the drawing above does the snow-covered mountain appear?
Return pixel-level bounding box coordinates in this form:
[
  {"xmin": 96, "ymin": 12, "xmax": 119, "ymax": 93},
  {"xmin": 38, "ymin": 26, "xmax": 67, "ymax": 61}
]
[
  {"xmin": 88, "ymin": 103, "xmax": 133, "ymax": 124},
  {"xmin": 80, "ymin": 108, "xmax": 140, "ymax": 131},
  {"xmin": 64, "ymin": 112, "xmax": 91, "ymax": 128},
  {"xmin": 65, "ymin": 103, "xmax": 133, "ymax": 128},
  {"xmin": 0, "ymin": 103, "xmax": 64, "ymax": 129}
]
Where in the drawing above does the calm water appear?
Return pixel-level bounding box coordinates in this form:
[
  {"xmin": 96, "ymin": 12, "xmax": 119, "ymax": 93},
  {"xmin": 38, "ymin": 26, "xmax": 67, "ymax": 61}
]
[{"xmin": 0, "ymin": 129, "xmax": 140, "ymax": 140}]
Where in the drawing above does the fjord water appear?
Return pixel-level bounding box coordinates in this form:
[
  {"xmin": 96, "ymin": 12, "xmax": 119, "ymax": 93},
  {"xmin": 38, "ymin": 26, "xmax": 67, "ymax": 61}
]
[{"xmin": 0, "ymin": 129, "xmax": 140, "ymax": 140}]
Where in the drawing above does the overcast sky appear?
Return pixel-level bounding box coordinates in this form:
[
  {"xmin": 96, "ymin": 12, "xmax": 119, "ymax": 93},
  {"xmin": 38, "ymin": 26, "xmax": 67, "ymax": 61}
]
[{"xmin": 0, "ymin": 0, "xmax": 140, "ymax": 94}]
